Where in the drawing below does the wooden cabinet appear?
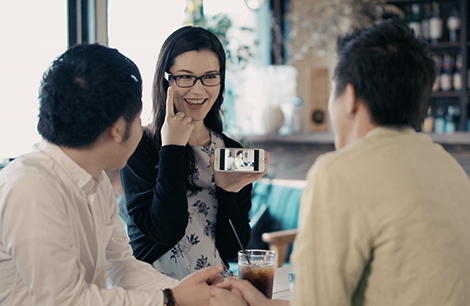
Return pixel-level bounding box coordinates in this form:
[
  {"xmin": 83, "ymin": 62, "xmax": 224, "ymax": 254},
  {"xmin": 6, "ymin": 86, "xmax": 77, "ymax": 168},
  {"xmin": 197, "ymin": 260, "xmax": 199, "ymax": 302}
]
[{"xmin": 387, "ymin": 0, "xmax": 469, "ymax": 132}]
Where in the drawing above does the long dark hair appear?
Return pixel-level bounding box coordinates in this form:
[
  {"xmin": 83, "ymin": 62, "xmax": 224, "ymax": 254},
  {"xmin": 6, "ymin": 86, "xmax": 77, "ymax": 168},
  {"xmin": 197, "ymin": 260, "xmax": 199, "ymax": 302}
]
[{"xmin": 149, "ymin": 26, "xmax": 226, "ymax": 192}]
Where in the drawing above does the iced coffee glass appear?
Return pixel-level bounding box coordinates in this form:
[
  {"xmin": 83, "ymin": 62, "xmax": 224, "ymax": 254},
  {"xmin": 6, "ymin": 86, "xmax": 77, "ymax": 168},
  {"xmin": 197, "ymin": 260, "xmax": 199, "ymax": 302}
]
[{"xmin": 238, "ymin": 249, "xmax": 276, "ymax": 298}]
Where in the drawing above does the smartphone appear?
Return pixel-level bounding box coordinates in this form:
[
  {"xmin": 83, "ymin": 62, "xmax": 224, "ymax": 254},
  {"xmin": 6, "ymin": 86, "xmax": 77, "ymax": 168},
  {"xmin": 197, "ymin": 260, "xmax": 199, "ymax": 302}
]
[{"xmin": 214, "ymin": 148, "xmax": 265, "ymax": 173}]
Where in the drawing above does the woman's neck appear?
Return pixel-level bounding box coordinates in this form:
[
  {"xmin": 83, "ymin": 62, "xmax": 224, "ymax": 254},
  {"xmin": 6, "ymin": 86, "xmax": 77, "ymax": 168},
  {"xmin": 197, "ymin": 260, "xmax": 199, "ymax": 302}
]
[{"xmin": 188, "ymin": 122, "xmax": 211, "ymax": 146}]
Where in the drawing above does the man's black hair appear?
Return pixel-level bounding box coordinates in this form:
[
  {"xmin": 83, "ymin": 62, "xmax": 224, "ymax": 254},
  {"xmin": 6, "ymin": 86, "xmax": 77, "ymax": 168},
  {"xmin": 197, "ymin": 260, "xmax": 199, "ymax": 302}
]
[
  {"xmin": 38, "ymin": 43, "xmax": 142, "ymax": 148},
  {"xmin": 334, "ymin": 19, "xmax": 436, "ymax": 129}
]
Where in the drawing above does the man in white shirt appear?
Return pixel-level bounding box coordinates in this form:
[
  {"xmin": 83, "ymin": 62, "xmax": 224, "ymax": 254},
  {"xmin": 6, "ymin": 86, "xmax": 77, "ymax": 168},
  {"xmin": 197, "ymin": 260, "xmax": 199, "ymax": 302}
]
[{"xmin": 0, "ymin": 44, "xmax": 223, "ymax": 306}]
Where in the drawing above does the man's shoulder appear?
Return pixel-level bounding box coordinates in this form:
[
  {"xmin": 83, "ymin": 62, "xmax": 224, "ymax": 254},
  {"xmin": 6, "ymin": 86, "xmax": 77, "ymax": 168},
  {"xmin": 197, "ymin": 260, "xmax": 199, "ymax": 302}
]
[
  {"xmin": 5, "ymin": 153, "xmax": 58, "ymax": 183},
  {"xmin": 311, "ymin": 147, "xmax": 350, "ymax": 173},
  {"xmin": 313, "ymin": 128, "xmax": 430, "ymax": 171},
  {"xmin": 0, "ymin": 152, "xmax": 62, "ymax": 199}
]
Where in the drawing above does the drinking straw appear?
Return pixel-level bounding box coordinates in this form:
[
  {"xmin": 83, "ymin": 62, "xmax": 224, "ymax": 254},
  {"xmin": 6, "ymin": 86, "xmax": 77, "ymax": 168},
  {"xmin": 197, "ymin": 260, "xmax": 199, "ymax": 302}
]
[{"xmin": 228, "ymin": 219, "xmax": 251, "ymax": 265}]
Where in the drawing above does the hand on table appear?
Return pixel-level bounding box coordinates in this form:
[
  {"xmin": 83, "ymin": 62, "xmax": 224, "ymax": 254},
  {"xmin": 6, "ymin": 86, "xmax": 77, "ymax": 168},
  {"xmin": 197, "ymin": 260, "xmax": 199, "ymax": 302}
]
[
  {"xmin": 172, "ymin": 265, "xmax": 224, "ymax": 306},
  {"xmin": 210, "ymin": 152, "xmax": 270, "ymax": 193},
  {"xmin": 210, "ymin": 286, "xmax": 247, "ymax": 306},
  {"xmin": 161, "ymin": 86, "xmax": 194, "ymax": 146},
  {"xmin": 211, "ymin": 278, "xmax": 289, "ymax": 306}
]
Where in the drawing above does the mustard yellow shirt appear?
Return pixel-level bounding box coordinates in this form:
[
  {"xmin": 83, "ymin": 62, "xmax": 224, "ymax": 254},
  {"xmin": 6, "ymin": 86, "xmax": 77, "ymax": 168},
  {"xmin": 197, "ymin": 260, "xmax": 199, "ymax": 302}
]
[{"xmin": 291, "ymin": 127, "xmax": 470, "ymax": 306}]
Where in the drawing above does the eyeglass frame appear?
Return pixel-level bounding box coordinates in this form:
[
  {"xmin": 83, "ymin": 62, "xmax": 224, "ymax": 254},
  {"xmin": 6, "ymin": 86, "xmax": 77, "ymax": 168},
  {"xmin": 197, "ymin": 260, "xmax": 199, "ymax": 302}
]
[{"xmin": 164, "ymin": 71, "xmax": 223, "ymax": 88}]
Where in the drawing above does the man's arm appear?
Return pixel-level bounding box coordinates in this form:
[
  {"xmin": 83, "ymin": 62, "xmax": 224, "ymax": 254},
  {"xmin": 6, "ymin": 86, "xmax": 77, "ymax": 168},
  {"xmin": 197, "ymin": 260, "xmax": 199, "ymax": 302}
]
[
  {"xmin": 1, "ymin": 175, "xmax": 165, "ymax": 306},
  {"xmin": 105, "ymin": 189, "xmax": 180, "ymax": 291}
]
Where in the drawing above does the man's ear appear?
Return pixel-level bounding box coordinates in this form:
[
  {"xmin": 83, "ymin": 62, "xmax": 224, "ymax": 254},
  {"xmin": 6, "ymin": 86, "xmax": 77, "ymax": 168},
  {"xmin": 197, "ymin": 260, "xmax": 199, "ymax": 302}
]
[
  {"xmin": 108, "ymin": 117, "xmax": 126, "ymax": 143},
  {"xmin": 344, "ymin": 84, "xmax": 359, "ymax": 116}
]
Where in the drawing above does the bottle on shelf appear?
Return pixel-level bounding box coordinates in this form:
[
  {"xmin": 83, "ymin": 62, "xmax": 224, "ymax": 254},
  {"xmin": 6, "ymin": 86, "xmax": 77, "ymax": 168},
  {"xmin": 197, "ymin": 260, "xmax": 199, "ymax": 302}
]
[
  {"xmin": 467, "ymin": 106, "xmax": 470, "ymax": 132},
  {"xmin": 447, "ymin": 5, "xmax": 461, "ymax": 43},
  {"xmin": 421, "ymin": 3, "xmax": 432, "ymax": 41},
  {"xmin": 404, "ymin": 5, "xmax": 412, "ymax": 24},
  {"xmin": 291, "ymin": 97, "xmax": 304, "ymax": 133},
  {"xmin": 439, "ymin": 54, "xmax": 454, "ymax": 92},
  {"xmin": 408, "ymin": 3, "xmax": 422, "ymax": 37},
  {"xmin": 453, "ymin": 105, "xmax": 461, "ymax": 131},
  {"xmin": 432, "ymin": 54, "xmax": 442, "ymax": 92},
  {"xmin": 468, "ymin": 66, "xmax": 470, "ymax": 90},
  {"xmin": 422, "ymin": 107, "xmax": 434, "ymax": 133},
  {"xmin": 434, "ymin": 107, "xmax": 445, "ymax": 133},
  {"xmin": 403, "ymin": 5, "xmax": 411, "ymax": 24},
  {"xmin": 468, "ymin": 54, "xmax": 470, "ymax": 90},
  {"xmin": 429, "ymin": 2, "xmax": 443, "ymax": 45},
  {"xmin": 453, "ymin": 54, "xmax": 463, "ymax": 91},
  {"xmin": 445, "ymin": 105, "xmax": 456, "ymax": 133}
]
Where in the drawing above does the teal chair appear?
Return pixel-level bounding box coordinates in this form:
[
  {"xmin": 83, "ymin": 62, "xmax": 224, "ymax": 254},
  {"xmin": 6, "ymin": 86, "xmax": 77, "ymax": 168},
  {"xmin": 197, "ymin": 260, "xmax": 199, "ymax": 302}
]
[{"xmin": 248, "ymin": 178, "xmax": 305, "ymax": 267}]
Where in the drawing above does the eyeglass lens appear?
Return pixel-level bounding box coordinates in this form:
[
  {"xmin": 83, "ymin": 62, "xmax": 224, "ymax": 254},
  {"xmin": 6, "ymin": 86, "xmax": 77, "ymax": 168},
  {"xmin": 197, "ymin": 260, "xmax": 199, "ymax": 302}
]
[{"xmin": 176, "ymin": 74, "xmax": 221, "ymax": 87}]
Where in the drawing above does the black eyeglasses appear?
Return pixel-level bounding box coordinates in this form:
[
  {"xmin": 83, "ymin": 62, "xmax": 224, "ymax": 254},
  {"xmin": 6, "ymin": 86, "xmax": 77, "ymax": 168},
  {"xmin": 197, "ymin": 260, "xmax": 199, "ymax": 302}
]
[{"xmin": 164, "ymin": 72, "xmax": 223, "ymax": 88}]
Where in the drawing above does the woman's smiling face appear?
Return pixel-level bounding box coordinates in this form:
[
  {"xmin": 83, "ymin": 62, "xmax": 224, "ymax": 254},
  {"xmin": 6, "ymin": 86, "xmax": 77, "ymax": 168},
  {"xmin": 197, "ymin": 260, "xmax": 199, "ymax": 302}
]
[{"xmin": 168, "ymin": 50, "xmax": 221, "ymax": 123}]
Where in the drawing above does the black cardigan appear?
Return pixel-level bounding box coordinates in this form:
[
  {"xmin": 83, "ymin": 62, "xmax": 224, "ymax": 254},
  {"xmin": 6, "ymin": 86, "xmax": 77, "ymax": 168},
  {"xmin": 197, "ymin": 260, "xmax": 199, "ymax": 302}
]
[{"xmin": 120, "ymin": 129, "xmax": 252, "ymax": 266}]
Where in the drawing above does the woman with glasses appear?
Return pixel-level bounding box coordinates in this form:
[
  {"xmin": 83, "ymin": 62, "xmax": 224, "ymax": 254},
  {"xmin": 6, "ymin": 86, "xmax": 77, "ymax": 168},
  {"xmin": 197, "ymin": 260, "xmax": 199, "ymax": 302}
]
[{"xmin": 120, "ymin": 26, "xmax": 268, "ymax": 280}]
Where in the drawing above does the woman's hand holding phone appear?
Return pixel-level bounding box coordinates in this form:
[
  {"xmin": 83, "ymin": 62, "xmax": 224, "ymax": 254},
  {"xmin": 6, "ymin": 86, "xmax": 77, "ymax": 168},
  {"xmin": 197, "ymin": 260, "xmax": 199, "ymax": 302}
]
[
  {"xmin": 161, "ymin": 86, "xmax": 194, "ymax": 146},
  {"xmin": 210, "ymin": 152, "xmax": 269, "ymax": 193}
]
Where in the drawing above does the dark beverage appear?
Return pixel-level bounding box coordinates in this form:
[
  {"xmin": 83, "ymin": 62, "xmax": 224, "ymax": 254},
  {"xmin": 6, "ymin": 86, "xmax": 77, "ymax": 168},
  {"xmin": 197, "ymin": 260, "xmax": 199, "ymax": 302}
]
[
  {"xmin": 238, "ymin": 250, "xmax": 276, "ymax": 299},
  {"xmin": 239, "ymin": 262, "xmax": 275, "ymax": 298}
]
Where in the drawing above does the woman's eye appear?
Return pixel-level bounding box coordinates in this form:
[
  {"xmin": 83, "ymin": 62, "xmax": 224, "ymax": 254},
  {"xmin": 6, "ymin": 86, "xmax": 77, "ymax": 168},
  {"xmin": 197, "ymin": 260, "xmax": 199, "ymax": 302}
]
[
  {"xmin": 205, "ymin": 74, "xmax": 217, "ymax": 79},
  {"xmin": 179, "ymin": 75, "xmax": 194, "ymax": 79}
]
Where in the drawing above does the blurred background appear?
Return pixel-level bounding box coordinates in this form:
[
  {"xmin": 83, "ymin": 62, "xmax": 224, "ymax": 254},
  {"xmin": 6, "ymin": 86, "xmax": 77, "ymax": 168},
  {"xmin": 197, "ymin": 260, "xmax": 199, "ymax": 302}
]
[{"xmin": 1, "ymin": 0, "xmax": 469, "ymax": 179}]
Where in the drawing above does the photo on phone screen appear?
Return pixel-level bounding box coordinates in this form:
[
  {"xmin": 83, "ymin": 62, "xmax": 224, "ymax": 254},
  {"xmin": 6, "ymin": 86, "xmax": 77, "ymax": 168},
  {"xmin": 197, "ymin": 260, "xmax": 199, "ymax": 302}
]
[{"xmin": 214, "ymin": 148, "xmax": 265, "ymax": 173}]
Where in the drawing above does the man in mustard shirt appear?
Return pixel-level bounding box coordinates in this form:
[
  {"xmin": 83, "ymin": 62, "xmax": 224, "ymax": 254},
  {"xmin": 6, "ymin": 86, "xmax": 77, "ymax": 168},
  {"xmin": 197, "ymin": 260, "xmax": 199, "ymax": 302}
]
[{"xmin": 210, "ymin": 18, "xmax": 470, "ymax": 306}]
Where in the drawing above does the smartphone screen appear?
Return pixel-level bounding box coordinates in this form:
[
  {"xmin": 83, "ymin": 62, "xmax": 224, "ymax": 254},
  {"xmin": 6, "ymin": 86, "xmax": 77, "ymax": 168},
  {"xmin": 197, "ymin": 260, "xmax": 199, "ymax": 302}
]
[{"xmin": 215, "ymin": 148, "xmax": 265, "ymax": 172}]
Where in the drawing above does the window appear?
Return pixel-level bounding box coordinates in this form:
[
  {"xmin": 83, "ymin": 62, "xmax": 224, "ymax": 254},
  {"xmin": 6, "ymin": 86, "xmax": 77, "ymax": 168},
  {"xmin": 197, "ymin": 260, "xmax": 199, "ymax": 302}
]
[
  {"xmin": 108, "ymin": 0, "xmax": 187, "ymax": 125},
  {"xmin": 108, "ymin": 0, "xmax": 257, "ymax": 127},
  {"xmin": 0, "ymin": 1, "xmax": 270, "ymax": 161},
  {"xmin": 0, "ymin": 1, "xmax": 67, "ymax": 159}
]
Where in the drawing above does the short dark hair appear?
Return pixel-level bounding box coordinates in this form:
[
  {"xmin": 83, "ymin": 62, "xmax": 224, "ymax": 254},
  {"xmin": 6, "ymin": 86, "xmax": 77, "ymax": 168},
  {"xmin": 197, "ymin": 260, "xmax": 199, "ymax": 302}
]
[
  {"xmin": 38, "ymin": 43, "xmax": 143, "ymax": 148},
  {"xmin": 334, "ymin": 19, "xmax": 435, "ymax": 129},
  {"xmin": 150, "ymin": 26, "xmax": 226, "ymax": 139}
]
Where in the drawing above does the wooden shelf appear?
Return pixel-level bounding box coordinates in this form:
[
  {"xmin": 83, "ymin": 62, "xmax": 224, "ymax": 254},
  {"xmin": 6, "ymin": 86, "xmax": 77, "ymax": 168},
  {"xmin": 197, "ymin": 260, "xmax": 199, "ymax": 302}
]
[
  {"xmin": 428, "ymin": 131, "xmax": 470, "ymax": 145},
  {"xmin": 234, "ymin": 131, "xmax": 470, "ymax": 145},
  {"xmin": 429, "ymin": 41, "xmax": 468, "ymax": 51},
  {"xmin": 234, "ymin": 132, "xmax": 335, "ymax": 145},
  {"xmin": 432, "ymin": 91, "xmax": 462, "ymax": 98},
  {"xmin": 388, "ymin": 0, "xmax": 435, "ymax": 3}
]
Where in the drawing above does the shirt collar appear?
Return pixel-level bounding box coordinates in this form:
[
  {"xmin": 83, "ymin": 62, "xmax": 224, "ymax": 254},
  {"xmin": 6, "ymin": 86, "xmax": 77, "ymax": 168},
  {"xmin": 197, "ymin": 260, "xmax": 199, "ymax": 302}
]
[
  {"xmin": 338, "ymin": 126, "xmax": 418, "ymax": 152},
  {"xmin": 364, "ymin": 126, "xmax": 415, "ymax": 139},
  {"xmin": 33, "ymin": 140, "xmax": 103, "ymax": 194}
]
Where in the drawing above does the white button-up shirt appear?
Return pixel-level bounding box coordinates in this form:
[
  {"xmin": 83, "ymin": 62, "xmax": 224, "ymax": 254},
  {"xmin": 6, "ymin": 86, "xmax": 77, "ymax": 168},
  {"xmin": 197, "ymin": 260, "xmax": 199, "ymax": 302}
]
[{"xmin": 0, "ymin": 141, "xmax": 178, "ymax": 306}]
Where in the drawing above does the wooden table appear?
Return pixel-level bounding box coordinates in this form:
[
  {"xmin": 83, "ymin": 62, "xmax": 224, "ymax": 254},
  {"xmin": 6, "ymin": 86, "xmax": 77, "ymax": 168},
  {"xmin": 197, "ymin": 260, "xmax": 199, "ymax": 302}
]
[{"xmin": 272, "ymin": 266, "xmax": 292, "ymax": 301}]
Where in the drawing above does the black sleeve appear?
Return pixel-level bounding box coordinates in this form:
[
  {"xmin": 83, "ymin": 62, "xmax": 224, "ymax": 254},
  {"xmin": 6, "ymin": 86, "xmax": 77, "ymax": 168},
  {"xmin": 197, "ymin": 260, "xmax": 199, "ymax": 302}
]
[
  {"xmin": 215, "ymin": 135, "xmax": 253, "ymax": 261},
  {"xmin": 120, "ymin": 131, "xmax": 189, "ymax": 262}
]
